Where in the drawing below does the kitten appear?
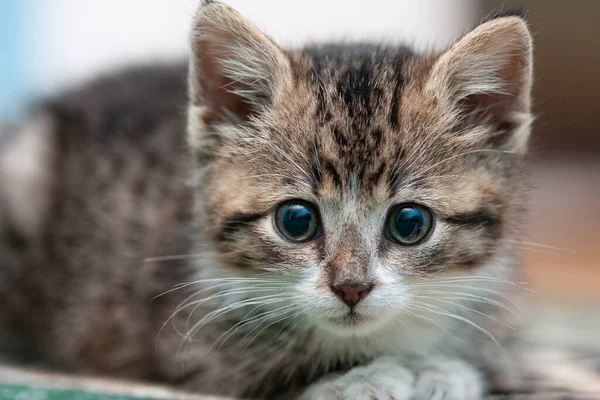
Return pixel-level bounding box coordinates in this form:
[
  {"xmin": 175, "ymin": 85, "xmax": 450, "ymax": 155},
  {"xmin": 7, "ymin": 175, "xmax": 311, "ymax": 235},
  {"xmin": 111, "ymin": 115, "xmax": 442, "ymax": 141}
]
[{"xmin": 0, "ymin": 2, "xmax": 534, "ymax": 399}]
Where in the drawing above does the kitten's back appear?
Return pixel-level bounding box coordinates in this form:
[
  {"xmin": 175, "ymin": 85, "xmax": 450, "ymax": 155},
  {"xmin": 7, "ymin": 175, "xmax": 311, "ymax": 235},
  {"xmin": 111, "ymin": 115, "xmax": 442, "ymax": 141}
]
[{"xmin": 0, "ymin": 63, "xmax": 194, "ymax": 377}]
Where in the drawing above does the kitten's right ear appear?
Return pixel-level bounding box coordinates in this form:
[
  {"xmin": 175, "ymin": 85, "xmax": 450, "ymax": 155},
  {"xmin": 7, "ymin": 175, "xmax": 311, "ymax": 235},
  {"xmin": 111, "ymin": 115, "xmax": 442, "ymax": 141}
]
[
  {"xmin": 426, "ymin": 15, "xmax": 533, "ymax": 152},
  {"xmin": 188, "ymin": 2, "xmax": 291, "ymax": 132}
]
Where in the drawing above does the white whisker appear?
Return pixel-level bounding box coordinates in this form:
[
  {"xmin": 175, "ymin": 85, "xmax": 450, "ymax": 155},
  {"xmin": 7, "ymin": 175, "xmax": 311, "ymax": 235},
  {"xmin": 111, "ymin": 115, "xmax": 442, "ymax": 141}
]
[
  {"xmin": 500, "ymin": 239, "xmax": 577, "ymax": 254},
  {"xmin": 241, "ymin": 306, "xmax": 299, "ymax": 349},
  {"xmin": 158, "ymin": 285, "xmax": 291, "ymax": 339},
  {"xmin": 401, "ymin": 309, "xmax": 463, "ymax": 344},
  {"xmin": 185, "ymin": 291, "xmax": 297, "ymax": 333},
  {"xmin": 415, "ymin": 296, "xmax": 516, "ymax": 330},
  {"xmin": 416, "ymin": 290, "xmax": 521, "ymax": 317},
  {"xmin": 410, "ymin": 302, "xmax": 502, "ymax": 349},
  {"xmin": 187, "ymin": 294, "xmax": 304, "ymax": 339},
  {"xmin": 211, "ymin": 303, "xmax": 298, "ymax": 351}
]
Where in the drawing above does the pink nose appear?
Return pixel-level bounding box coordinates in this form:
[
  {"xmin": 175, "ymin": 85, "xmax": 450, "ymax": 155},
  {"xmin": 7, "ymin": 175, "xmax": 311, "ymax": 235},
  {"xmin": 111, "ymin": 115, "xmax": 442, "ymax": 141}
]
[{"xmin": 330, "ymin": 283, "xmax": 373, "ymax": 308}]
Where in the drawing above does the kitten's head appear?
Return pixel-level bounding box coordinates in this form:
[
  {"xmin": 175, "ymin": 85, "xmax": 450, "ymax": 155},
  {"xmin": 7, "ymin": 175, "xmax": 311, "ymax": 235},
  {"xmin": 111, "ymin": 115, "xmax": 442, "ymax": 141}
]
[{"xmin": 187, "ymin": 3, "xmax": 533, "ymax": 337}]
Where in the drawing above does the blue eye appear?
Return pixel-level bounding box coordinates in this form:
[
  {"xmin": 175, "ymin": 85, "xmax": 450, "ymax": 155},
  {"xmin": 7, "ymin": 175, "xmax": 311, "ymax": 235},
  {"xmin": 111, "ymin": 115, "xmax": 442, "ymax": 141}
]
[
  {"xmin": 386, "ymin": 204, "xmax": 433, "ymax": 245},
  {"xmin": 275, "ymin": 201, "xmax": 320, "ymax": 242}
]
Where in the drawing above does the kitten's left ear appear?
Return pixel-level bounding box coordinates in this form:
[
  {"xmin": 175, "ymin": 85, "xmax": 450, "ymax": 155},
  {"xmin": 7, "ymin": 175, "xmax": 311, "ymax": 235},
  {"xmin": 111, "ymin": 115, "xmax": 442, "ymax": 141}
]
[
  {"xmin": 427, "ymin": 15, "xmax": 533, "ymax": 151},
  {"xmin": 188, "ymin": 2, "xmax": 291, "ymax": 125}
]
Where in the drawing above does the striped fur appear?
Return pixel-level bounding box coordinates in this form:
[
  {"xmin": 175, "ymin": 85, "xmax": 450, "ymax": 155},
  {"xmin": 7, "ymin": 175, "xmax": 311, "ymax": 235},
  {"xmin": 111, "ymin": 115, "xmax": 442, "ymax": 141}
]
[{"xmin": 0, "ymin": 2, "xmax": 536, "ymax": 399}]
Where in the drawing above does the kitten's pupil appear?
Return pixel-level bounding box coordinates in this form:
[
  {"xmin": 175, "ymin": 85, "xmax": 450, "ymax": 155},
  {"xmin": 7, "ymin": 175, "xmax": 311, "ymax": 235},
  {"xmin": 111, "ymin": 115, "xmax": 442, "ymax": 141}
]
[
  {"xmin": 282, "ymin": 205, "xmax": 311, "ymax": 237},
  {"xmin": 387, "ymin": 205, "xmax": 432, "ymax": 245},
  {"xmin": 396, "ymin": 208, "xmax": 422, "ymax": 237},
  {"xmin": 276, "ymin": 202, "xmax": 319, "ymax": 242}
]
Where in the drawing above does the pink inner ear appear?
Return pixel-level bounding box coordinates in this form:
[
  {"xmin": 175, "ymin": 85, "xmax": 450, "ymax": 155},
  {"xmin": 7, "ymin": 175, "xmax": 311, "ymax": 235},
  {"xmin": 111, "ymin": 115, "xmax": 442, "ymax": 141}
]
[
  {"xmin": 199, "ymin": 49, "xmax": 253, "ymax": 123},
  {"xmin": 460, "ymin": 46, "xmax": 528, "ymax": 125},
  {"xmin": 194, "ymin": 28, "xmax": 254, "ymax": 123}
]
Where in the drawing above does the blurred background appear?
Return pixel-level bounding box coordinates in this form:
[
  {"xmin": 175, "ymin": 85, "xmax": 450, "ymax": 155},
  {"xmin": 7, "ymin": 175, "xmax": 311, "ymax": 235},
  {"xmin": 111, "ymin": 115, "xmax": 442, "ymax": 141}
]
[{"xmin": 0, "ymin": 0, "xmax": 598, "ymax": 307}]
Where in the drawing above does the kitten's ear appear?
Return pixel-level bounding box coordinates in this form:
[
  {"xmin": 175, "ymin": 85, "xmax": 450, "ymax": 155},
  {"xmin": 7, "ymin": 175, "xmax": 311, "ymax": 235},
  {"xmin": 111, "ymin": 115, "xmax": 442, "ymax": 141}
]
[
  {"xmin": 188, "ymin": 2, "xmax": 291, "ymax": 126},
  {"xmin": 427, "ymin": 16, "xmax": 533, "ymax": 151}
]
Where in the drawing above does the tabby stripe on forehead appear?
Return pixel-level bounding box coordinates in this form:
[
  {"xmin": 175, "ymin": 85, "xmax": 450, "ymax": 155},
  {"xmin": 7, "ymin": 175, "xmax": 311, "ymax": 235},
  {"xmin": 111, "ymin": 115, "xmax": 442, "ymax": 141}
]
[
  {"xmin": 445, "ymin": 211, "xmax": 500, "ymax": 228},
  {"xmin": 218, "ymin": 213, "xmax": 263, "ymax": 242},
  {"xmin": 388, "ymin": 54, "xmax": 409, "ymax": 129}
]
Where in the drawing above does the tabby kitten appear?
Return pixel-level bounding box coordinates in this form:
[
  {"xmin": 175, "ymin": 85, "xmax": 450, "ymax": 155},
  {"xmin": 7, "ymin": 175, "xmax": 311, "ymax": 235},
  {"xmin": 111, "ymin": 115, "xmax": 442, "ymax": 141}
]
[{"xmin": 0, "ymin": 2, "xmax": 534, "ymax": 399}]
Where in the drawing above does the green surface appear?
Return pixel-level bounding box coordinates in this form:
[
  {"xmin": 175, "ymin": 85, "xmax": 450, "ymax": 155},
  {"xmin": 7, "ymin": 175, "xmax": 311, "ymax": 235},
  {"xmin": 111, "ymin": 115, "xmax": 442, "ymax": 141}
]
[{"xmin": 0, "ymin": 385, "xmax": 155, "ymax": 400}]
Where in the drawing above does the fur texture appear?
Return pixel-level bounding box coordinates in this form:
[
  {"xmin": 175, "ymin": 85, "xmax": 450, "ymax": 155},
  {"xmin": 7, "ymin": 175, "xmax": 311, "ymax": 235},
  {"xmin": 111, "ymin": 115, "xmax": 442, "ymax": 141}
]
[{"xmin": 0, "ymin": 3, "xmax": 537, "ymax": 399}]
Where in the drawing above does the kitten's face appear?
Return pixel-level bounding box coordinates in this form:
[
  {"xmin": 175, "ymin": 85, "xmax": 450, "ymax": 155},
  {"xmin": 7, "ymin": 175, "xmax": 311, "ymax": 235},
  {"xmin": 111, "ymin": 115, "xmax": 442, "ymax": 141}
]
[{"xmin": 188, "ymin": 4, "xmax": 532, "ymax": 337}]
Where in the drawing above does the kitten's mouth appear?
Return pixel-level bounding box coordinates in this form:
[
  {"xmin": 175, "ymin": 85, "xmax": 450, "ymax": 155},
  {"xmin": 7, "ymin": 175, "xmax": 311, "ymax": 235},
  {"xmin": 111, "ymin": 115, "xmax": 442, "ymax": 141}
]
[
  {"xmin": 328, "ymin": 311, "xmax": 374, "ymax": 326},
  {"xmin": 318, "ymin": 309, "xmax": 393, "ymax": 336}
]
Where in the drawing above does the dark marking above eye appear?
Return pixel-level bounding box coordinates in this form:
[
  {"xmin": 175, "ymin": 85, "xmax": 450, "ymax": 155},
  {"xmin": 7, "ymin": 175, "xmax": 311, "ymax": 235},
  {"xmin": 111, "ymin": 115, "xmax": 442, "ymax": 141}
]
[
  {"xmin": 218, "ymin": 212, "xmax": 263, "ymax": 242},
  {"xmin": 323, "ymin": 160, "xmax": 343, "ymax": 188},
  {"xmin": 384, "ymin": 144, "xmax": 407, "ymax": 188},
  {"xmin": 309, "ymin": 137, "xmax": 323, "ymax": 187},
  {"xmin": 445, "ymin": 211, "xmax": 500, "ymax": 228},
  {"xmin": 365, "ymin": 163, "xmax": 386, "ymax": 188},
  {"xmin": 310, "ymin": 163, "xmax": 322, "ymax": 187}
]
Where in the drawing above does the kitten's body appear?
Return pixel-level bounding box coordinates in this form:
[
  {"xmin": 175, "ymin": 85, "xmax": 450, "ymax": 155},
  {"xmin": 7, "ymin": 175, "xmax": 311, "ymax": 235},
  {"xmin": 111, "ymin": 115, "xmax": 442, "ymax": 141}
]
[
  {"xmin": 1, "ymin": 3, "xmax": 535, "ymax": 399},
  {"xmin": 0, "ymin": 64, "xmax": 193, "ymax": 378}
]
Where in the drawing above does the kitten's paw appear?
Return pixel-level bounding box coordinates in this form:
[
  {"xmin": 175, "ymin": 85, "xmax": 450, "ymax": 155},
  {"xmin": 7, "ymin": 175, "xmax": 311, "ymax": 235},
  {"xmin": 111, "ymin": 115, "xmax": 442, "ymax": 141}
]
[
  {"xmin": 300, "ymin": 357, "xmax": 414, "ymax": 400},
  {"xmin": 412, "ymin": 358, "xmax": 484, "ymax": 400}
]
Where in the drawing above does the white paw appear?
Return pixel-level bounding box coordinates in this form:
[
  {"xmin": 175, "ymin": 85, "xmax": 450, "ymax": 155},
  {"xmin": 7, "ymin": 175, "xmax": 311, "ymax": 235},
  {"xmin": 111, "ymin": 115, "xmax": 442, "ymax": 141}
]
[
  {"xmin": 300, "ymin": 357, "xmax": 414, "ymax": 400},
  {"xmin": 412, "ymin": 358, "xmax": 484, "ymax": 400}
]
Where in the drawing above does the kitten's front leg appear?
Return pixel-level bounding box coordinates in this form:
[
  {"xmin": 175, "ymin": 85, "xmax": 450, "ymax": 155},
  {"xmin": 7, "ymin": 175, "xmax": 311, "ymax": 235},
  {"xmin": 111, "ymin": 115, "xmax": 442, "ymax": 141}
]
[
  {"xmin": 300, "ymin": 357, "xmax": 414, "ymax": 400},
  {"xmin": 412, "ymin": 357, "xmax": 485, "ymax": 400}
]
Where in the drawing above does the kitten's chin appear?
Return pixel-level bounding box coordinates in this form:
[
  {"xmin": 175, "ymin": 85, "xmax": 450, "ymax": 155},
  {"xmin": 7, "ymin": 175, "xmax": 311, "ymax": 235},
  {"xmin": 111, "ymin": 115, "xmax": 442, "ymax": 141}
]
[{"xmin": 316, "ymin": 310, "xmax": 393, "ymax": 337}]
